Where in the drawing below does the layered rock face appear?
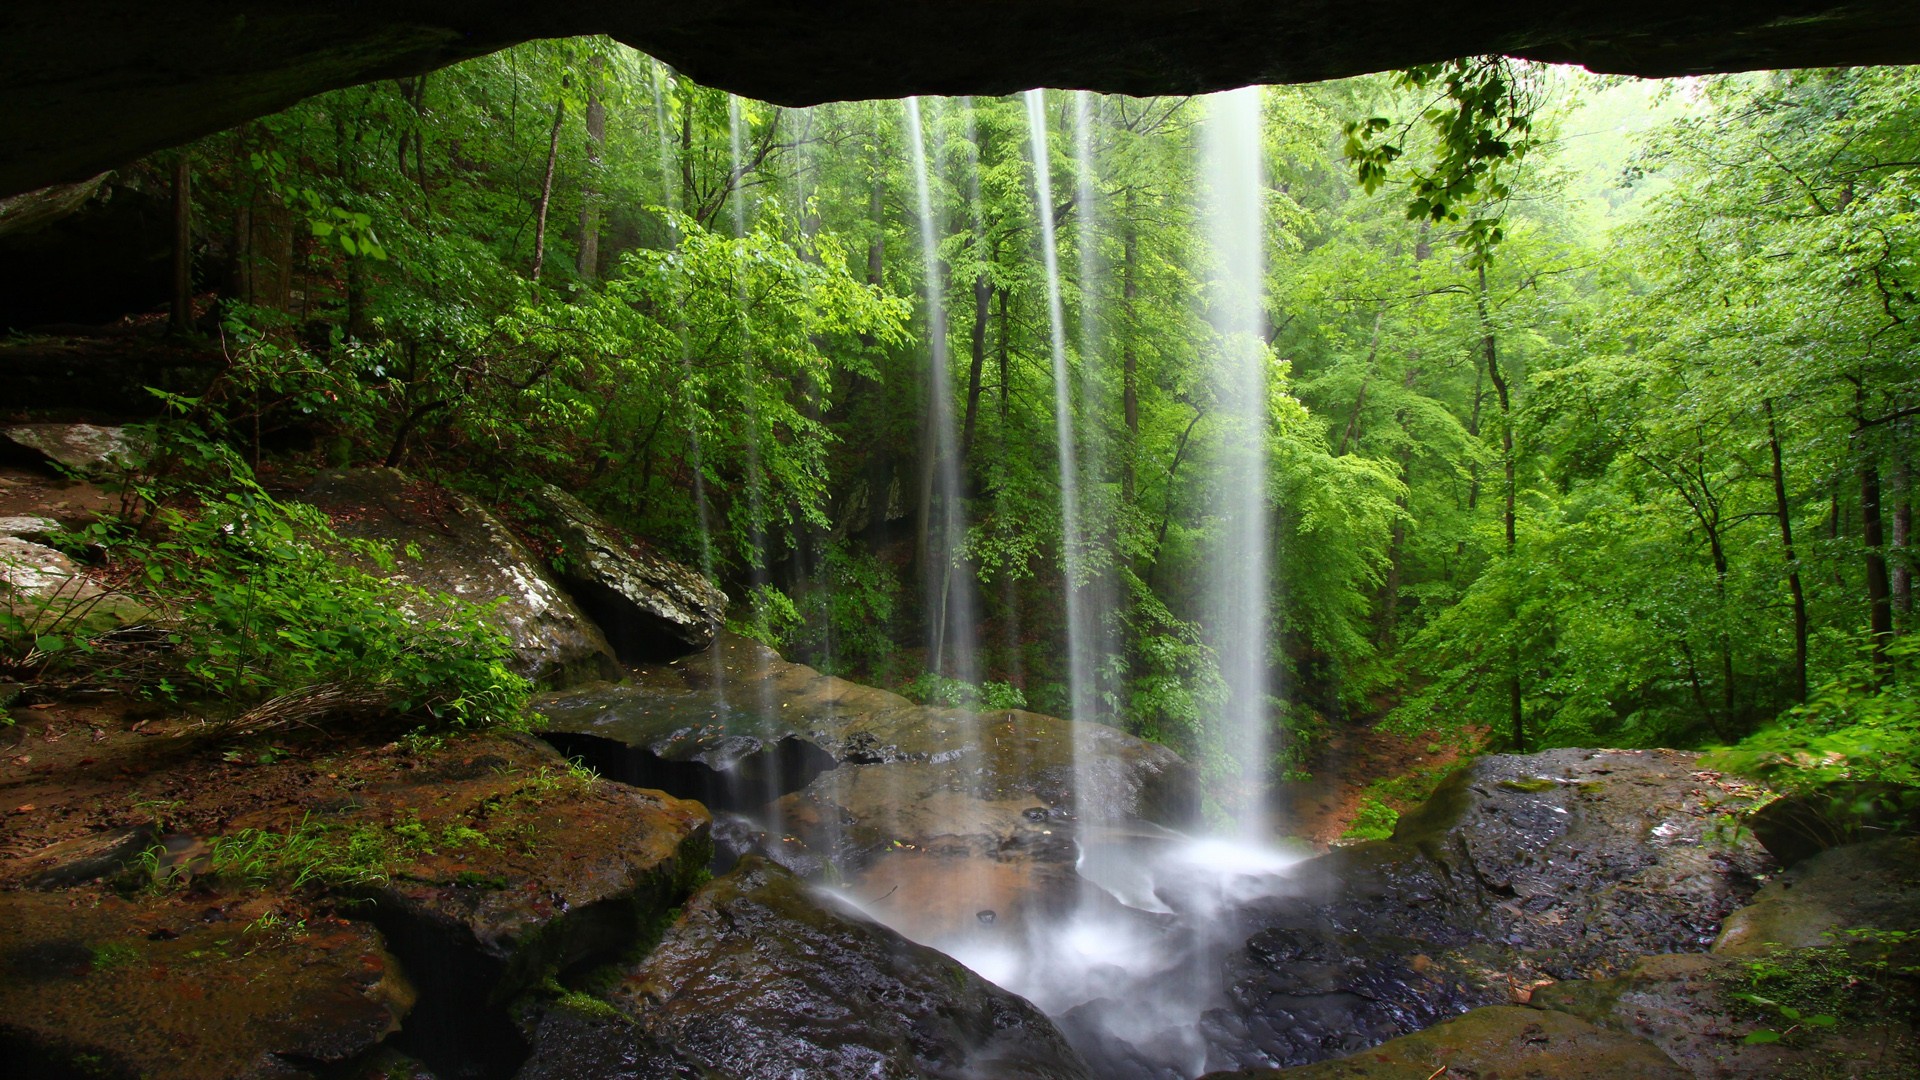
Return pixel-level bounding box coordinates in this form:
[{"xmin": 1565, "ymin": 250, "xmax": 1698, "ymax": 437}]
[
  {"xmin": 304, "ymin": 468, "xmax": 619, "ymax": 687},
  {"xmin": 531, "ymin": 485, "xmax": 725, "ymax": 662}
]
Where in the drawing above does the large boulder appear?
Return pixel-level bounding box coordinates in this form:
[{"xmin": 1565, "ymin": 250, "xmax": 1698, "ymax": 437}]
[
  {"xmin": 304, "ymin": 468, "xmax": 617, "ymax": 687},
  {"xmin": 217, "ymin": 732, "xmax": 714, "ymax": 1080},
  {"xmin": 1157, "ymin": 749, "xmax": 1773, "ymax": 1076},
  {"xmin": 1, "ymin": 532, "xmax": 152, "ymax": 637},
  {"xmin": 2, "ymin": 422, "xmax": 142, "ymax": 474},
  {"xmin": 1536, "ymin": 950, "xmax": 1919, "ymax": 1080},
  {"xmin": 532, "ymin": 485, "xmax": 724, "ymax": 662},
  {"xmin": 0, "ymin": 889, "xmax": 414, "ymax": 1079},
  {"xmin": 594, "ymin": 857, "xmax": 1092, "ymax": 1080}
]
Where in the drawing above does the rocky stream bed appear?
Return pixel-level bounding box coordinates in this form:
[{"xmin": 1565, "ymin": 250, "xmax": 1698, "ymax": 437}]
[{"xmin": 3, "ymin": 448, "xmax": 1917, "ymax": 1079}]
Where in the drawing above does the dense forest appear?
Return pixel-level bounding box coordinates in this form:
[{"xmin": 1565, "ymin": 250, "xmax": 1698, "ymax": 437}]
[{"xmin": 9, "ymin": 45, "xmax": 1918, "ymax": 816}]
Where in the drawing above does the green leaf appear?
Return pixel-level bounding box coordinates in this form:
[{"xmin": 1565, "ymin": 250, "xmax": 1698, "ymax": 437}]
[{"xmin": 1743, "ymin": 1030, "xmax": 1783, "ymax": 1045}]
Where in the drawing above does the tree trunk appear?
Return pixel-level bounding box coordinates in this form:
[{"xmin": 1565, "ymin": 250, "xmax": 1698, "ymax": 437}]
[
  {"xmin": 1121, "ymin": 190, "xmax": 1140, "ymax": 503},
  {"xmin": 576, "ymin": 55, "xmax": 605, "ymax": 282},
  {"xmin": 1766, "ymin": 400, "xmax": 1810, "ymax": 703},
  {"xmin": 961, "ymin": 271, "xmax": 991, "ymax": 460},
  {"xmin": 169, "ymin": 154, "xmax": 192, "ymax": 335},
  {"xmin": 1864, "ymin": 457, "xmax": 1894, "ymax": 681},
  {"xmin": 1478, "ymin": 263, "xmax": 1521, "ymax": 751},
  {"xmin": 531, "ymin": 98, "xmax": 566, "ymax": 282},
  {"xmin": 1894, "ymin": 454, "xmax": 1912, "ymax": 626}
]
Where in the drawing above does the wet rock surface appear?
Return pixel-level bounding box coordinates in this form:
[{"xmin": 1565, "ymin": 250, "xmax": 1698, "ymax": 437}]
[
  {"xmin": 540, "ymin": 633, "xmax": 1197, "ymax": 940},
  {"xmin": 532, "ymin": 485, "xmax": 725, "ymax": 661},
  {"xmin": 596, "ymin": 857, "xmax": 1092, "ymax": 1080},
  {"xmin": 287, "ymin": 734, "xmax": 712, "ymax": 1080},
  {"xmin": 1189, "ymin": 749, "xmax": 1771, "ymax": 1074},
  {"xmin": 0, "ymin": 890, "xmax": 413, "ymax": 1080},
  {"xmin": 1203, "ymin": 1005, "xmax": 1691, "ymax": 1080},
  {"xmin": 1744, "ymin": 780, "xmax": 1920, "ymax": 867},
  {"xmin": 1713, "ymin": 834, "xmax": 1920, "ymax": 956},
  {"xmin": 1537, "ymin": 951, "xmax": 1919, "ymax": 1080},
  {"xmin": 304, "ymin": 468, "xmax": 617, "ymax": 687}
]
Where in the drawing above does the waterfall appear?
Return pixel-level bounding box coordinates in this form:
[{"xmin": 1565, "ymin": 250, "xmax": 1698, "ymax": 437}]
[
  {"xmin": 1025, "ymin": 89, "xmax": 1110, "ymax": 845},
  {"xmin": 1200, "ymin": 87, "xmax": 1272, "ymax": 838},
  {"xmin": 905, "ymin": 97, "xmax": 979, "ymax": 688}
]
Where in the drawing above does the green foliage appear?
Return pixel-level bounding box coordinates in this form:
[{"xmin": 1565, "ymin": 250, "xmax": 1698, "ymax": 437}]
[
  {"xmin": 1, "ymin": 419, "xmax": 530, "ymax": 729},
  {"xmin": 1340, "ymin": 796, "xmax": 1400, "ymax": 841},
  {"xmin": 1729, "ymin": 928, "xmax": 1918, "ymax": 1045},
  {"xmin": 903, "ymin": 672, "xmax": 1028, "ymax": 711},
  {"xmin": 728, "ymin": 583, "xmax": 803, "ymax": 649},
  {"xmin": 1711, "ymin": 634, "xmax": 1920, "ymax": 789}
]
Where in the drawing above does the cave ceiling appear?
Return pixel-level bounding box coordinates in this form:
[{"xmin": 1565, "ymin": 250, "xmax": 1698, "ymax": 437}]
[{"xmin": 3, "ymin": 0, "xmax": 1919, "ymax": 197}]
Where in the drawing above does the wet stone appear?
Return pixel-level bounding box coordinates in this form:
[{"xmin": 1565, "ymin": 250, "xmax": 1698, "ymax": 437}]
[
  {"xmin": 599, "ymin": 857, "xmax": 1092, "ymax": 1080},
  {"xmin": 0, "ymin": 890, "xmax": 413, "ymax": 1080},
  {"xmin": 304, "ymin": 468, "xmax": 617, "ymax": 687}
]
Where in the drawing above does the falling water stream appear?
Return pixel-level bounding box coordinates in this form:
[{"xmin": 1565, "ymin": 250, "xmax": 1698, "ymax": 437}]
[
  {"xmin": 834, "ymin": 88, "xmax": 1300, "ymax": 1080},
  {"xmin": 1201, "ymin": 86, "xmax": 1273, "ymax": 838},
  {"xmin": 641, "ymin": 82, "xmax": 1296, "ymax": 1080}
]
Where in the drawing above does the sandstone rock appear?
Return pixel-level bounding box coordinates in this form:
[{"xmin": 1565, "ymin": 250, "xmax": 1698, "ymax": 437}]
[
  {"xmin": 601, "ymin": 857, "xmax": 1092, "ymax": 1080},
  {"xmin": 1, "ymin": 533, "xmax": 152, "ymax": 636},
  {"xmin": 1203, "ymin": 1005, "xmax": 1689, "ymax": 1080},
  {"xmin": 0, "ymin": 890, "xmax": 413, "ymax": 1080},
  {"xmin": 304, "ymin": 468, "xmax": 617, "ymax": 687},
  {"xmin": 6, "ymin": 3, "xmax": 1920, "ymax": 202},
  {"xmin": 230, "ymin": 732, "xmax": 715, "ymax": 1080},
  {"xmin": 2, "ymin": 422, "xmax": 141, "ymax": 474},
  {"xmin": 532, "ymin": 486, "xmax": 724, "ymax": 661},
  {"xmin": 1745, "ymin": 781, "xmax": 1920, "ymax": 866},
  {"xmin": 1714, "ymin": 835, "xmax": 1920, "ymax": 956}
]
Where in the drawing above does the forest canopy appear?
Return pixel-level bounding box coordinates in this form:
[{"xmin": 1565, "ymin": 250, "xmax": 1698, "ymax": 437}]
[{"xmin": 24, "ymin": 44, "xmax": 1915, "ymax": 796}]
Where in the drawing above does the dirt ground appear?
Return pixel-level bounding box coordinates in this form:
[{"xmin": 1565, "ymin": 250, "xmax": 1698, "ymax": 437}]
[{"xmin": 1275, "ymin": 718, "xmax": 1474, "ymax": 849}]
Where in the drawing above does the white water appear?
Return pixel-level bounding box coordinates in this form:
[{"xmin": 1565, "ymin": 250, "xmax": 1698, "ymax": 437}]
[
  {"xmin": 845, "ymin": 829, "xmax": 1308, "ymax": 1077},
  {"xmin": 1200, "ymin": 87, "xmax": 1273, "ymax": 838}
]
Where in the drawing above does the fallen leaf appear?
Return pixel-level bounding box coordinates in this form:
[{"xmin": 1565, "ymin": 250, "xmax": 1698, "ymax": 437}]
[{"xmin": 12, "ymin": 804, "xmax": 36, "ymax": 814}]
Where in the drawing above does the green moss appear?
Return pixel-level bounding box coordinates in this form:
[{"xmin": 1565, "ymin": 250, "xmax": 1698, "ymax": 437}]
[
  {"xmin": 88, "ymin": 941, "xmax": 141, "ymax": 971},
  {"xmin": 1497, "ymin": 777, "xmax": 1558, "ymax": 793}
]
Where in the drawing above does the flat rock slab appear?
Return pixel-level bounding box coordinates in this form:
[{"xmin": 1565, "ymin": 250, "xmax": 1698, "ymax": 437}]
[
  {"xmin": 2, "ymin": 422, "xmax": 142, "ymax": 474},
  {"xmin": 304, "ymin": 468, "xmax": 617, "ymax": 687},
  {"xmin": 533, "ymin": 485, "xmax": 724, "ymax": 661},
  {"xmin": 1204, "ymin": 1005, "xmax": 1689, "ymax": 1080},
  {"xmin": 542, "ymin": 632, "xmax": 1198, "ymax": 827},
  {"xmin": 1714, "ymin": 834, "xmax": 1920, "ymax": 956},
  {"xmin": 599, "ymin": 857, "xmax": 1092, "ymax": 1080},
  {"xmin": 0, "ymin": 890, "xmax": 412, "ymax": 1079},
  {"xmin": 1537, "ymin": 952, "xmax": 1919, "ymax": 1079}
]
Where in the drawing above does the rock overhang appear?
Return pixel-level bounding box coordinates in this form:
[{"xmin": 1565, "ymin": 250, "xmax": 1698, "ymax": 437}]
[{"xmin": 5, "ymin": 1, "xmax": 1920, "ymax": 198}]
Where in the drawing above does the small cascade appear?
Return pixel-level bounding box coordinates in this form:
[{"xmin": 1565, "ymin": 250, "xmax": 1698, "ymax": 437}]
[
  {"xmin": 1200, "ymin": 86, "xmax": 1273, "ymax": 838},
  {"xmin": 725, "ymin": 94, "xmax": 783, "ymax": 814},
  {"xmin": 1025, "ymin": 90, "xmax": 1106, "ymax": 843}
]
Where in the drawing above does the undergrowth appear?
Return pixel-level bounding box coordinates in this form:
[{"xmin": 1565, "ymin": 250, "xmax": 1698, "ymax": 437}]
[{"xmin": 1, "ymin": 409, "xmax": 531, "ymax": 731}]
